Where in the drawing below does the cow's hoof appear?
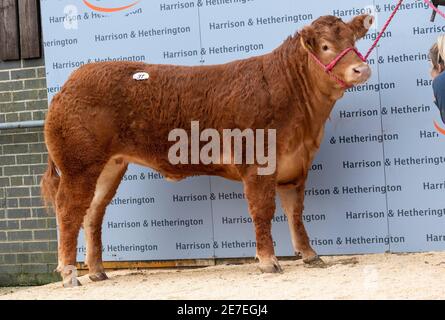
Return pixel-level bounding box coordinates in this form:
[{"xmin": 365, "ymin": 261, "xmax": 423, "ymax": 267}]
[
  {"xmin": 89, "ymin": 272, "xmax": 109, "ymax": 282},
  {"xmin": 303, "ymin": 255, "xmax": 326, "ymax": 268},
  {"xmin": 295, "ymin": 252, "xmax": 303, "ymax": 260},
  {"xmin": 259, "ymin": 257, "xmax": 283, "ymax": 274},
  {"xmin": 62, "ymin": 278, "xmax": 82, "ymax": 288}
]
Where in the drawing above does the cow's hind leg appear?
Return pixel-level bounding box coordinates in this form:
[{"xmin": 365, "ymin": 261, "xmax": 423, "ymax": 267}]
[
  {"xmin": 56, "ymin": 169, "xmax": 102, "ymax": 287},
  {"xmin": 277, "ymin": 183, "xmax": 325, "ymax": 267},
  {"xmin": 242, "ymin": 172, "xmax": 282, "ymax": 273},
  {"xmin": 83, "ymin": 157, "xmax": 128, "ymax": 282}
]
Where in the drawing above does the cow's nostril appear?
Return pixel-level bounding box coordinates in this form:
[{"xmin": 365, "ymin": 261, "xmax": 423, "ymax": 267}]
[{"xmin": 350, "ymin": 65, "xmax": 371, "ymax": 82}]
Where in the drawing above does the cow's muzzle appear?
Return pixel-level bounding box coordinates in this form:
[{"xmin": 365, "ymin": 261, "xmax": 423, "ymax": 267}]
[{"xmin": 347, "ymin": 63, "xmax": 372, "ymax": 85}]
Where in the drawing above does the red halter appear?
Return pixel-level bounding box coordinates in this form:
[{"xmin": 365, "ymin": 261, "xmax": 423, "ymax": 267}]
[
  {"xmin": 305, "ymin": 46, "xmax": 366, "ymax": 88},
  {"xmin": 303, "ymin": 0, "xmax": 404, "ymax": 89}
]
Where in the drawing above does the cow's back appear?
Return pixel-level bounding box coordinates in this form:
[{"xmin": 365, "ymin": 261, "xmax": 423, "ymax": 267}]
[
  {"xmin": 51, "ymin": 59, "xmax": 270, "ymax": 128},
  {"xmin": 44, "ymin": 59, "xmax": 272, "ymax": 176}
]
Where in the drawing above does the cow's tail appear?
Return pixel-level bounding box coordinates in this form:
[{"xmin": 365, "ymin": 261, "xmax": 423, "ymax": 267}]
[{"xmin": 40, "ymin": 154, "xmax": 60, "ymax": 212}]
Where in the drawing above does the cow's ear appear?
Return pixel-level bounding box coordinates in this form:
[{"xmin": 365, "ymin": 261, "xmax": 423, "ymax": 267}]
[
  {"xmin": 299, "ymin": 26, "xmax": 317, "ymax": 51},
  {"xmin": 348, "ymin": 14, "xmax": 374, "ymax": 39}
]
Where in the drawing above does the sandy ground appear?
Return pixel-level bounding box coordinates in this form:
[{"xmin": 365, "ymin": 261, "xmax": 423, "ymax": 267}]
[{"xmin": 1, "ymin": 252, "xmax": 445, "ymax": 300}]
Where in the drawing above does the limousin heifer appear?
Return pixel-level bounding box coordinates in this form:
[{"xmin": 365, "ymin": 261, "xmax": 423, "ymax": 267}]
[{"xmin": 42, "ymin": 15, "xmax": 373, "ymax": 287}]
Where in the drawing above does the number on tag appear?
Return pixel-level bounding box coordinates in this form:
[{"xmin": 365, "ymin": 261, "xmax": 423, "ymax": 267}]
[{"xmin": 133, "ymin": 72, "xmax": 149, "ymax": 81}]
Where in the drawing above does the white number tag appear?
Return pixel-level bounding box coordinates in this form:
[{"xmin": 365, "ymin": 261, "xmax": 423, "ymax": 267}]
[{"xmin": 133, "ymin": 72, "xmax": 150, "ymax": 81}]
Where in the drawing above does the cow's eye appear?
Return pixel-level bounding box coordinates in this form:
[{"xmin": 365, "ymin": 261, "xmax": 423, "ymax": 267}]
[{"xmin": 322, "ymin": 45, "xmax": 329, "ymax": 51}]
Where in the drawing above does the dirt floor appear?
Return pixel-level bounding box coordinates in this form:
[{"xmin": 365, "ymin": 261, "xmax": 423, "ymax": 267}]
[{"xmin": 1, "ymin": 252, "xmax": 445, "ymax": 300}]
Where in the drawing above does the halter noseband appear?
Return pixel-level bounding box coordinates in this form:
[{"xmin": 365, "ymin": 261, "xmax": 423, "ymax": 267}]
[{"xmin": 301, "ymin": 36, "xmax": 366, "ymax": 89}]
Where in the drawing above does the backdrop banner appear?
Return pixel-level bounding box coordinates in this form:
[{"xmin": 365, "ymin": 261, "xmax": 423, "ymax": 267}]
[{"xmin": 39, "ymin": 0, "xmax": 445, "ymax": 262}]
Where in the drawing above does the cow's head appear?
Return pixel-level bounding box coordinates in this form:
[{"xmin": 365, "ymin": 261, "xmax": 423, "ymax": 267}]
[{"xmin": 300, "ymin": 15, "xmax": 373, "ymax": 88}]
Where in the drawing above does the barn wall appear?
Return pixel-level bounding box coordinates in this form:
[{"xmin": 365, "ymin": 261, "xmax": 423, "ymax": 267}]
[{"xmin": 0, "ymin": 57, "xmax": 59, "ymax": 286}]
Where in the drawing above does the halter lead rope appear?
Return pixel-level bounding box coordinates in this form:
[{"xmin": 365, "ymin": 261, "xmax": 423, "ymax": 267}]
[
  {"xmin": 425, "ymin": 0, "xmax": 445, "ymax": 21},
  {"xmin": 363, "ymin": 0, "xmax": 404, "ymax": 61}
]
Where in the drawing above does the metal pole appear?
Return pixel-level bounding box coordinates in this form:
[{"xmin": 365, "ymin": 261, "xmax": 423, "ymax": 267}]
[{"xmin": 0, "ymin": 120, "xmax": 45, "ymax": 130}]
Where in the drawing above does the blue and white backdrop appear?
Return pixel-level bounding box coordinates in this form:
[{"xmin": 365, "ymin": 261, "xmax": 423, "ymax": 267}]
[{"xmin": 39, "ymin": 0, "xmax": 445, "ymax": 261}]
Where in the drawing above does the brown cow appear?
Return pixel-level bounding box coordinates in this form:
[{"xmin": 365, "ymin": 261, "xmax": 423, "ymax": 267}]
[{"xmin": 41, "ymin": 15, "xmax": 373, "ymax": 287}]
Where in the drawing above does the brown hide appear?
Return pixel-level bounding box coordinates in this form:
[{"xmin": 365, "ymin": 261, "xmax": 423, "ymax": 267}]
[{"xmin": 41, "ymin": 15, "xmax": 372, "ymax": 286}]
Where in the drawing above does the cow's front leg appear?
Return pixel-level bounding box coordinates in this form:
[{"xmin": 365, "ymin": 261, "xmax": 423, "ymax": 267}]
[
  {"xmin": 277, "ymin": 182, "xmax": 325, "ymax": 267},
  {"xmin": 242, "ymin": 171, "xmax": 282, "ymax": 273}
]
